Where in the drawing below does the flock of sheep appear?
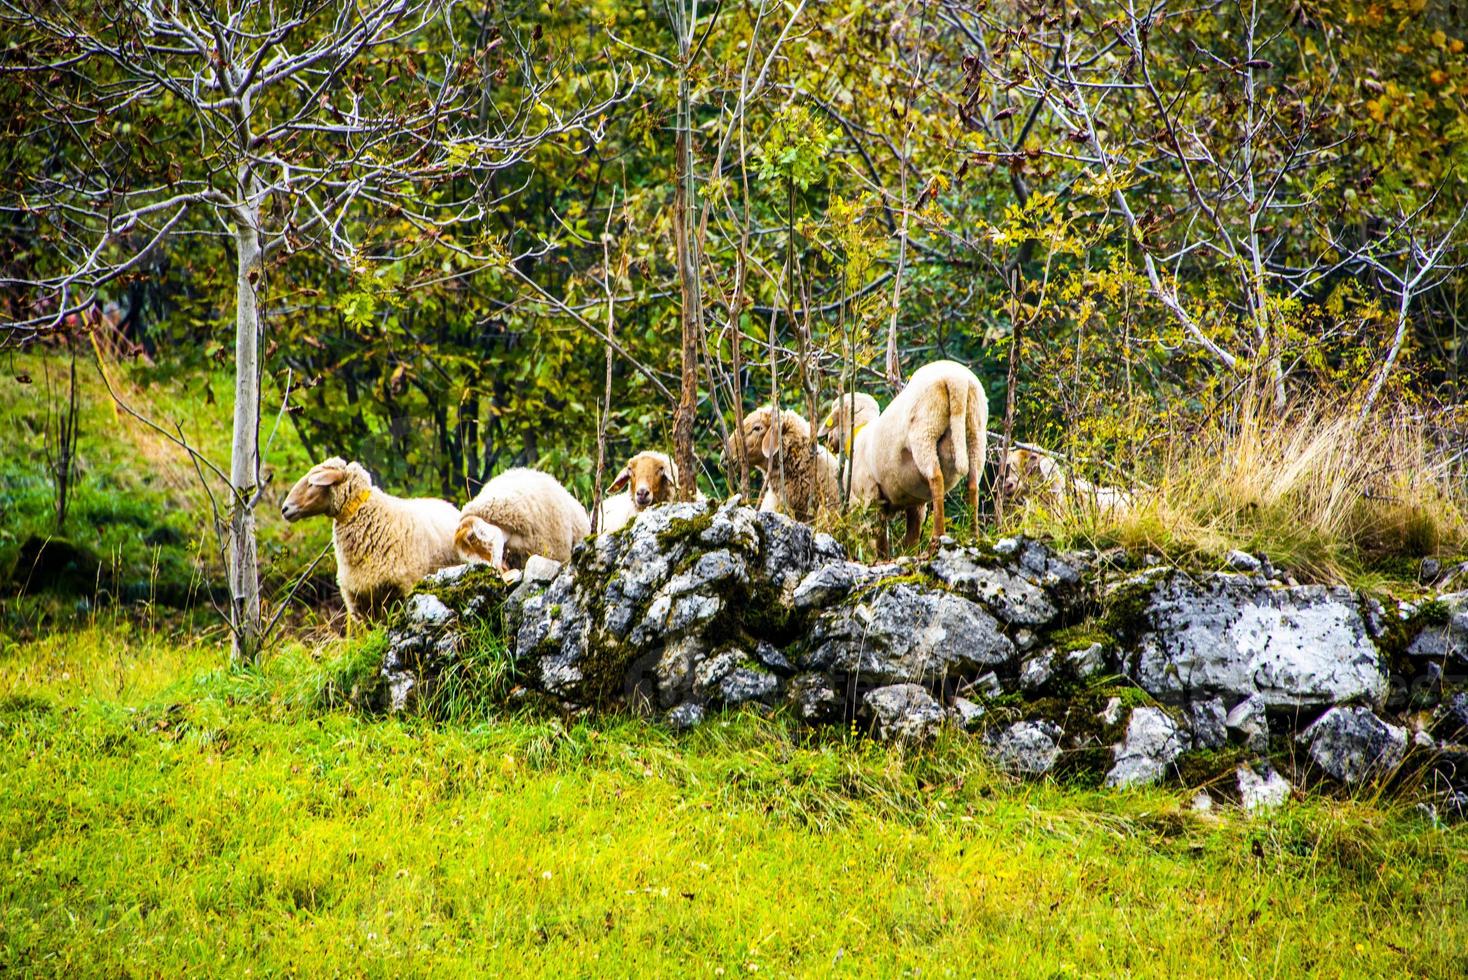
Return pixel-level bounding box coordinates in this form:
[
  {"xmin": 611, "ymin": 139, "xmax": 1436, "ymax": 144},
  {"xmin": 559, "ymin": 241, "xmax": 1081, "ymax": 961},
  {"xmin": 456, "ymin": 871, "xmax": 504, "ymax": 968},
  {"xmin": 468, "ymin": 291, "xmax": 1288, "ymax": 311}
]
[{"xmin": 281, "ymin": 358, "xmax": 1123, "ymax": 621}]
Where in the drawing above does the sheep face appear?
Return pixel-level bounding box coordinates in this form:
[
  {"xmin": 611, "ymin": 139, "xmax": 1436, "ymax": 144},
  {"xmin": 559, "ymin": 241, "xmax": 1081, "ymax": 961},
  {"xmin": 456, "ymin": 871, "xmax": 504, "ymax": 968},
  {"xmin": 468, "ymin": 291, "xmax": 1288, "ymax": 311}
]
[
  {"xmin": 727, "ymin": 405, "xmax": 812, "ymax": 468},
  {"xmin": 818, "ymin": 393, "xmax": 880, "ymax": 453},
  {"xmin": 1002, "ymin": 448, "xmax": 1059, "ymax": 497},
  {"xmin": 454, "ymin": 515, "xmax": 509, "ymax": 571},
  {"xmin": 282, "ymin": 457, "xmax": 358, "ymax": 521},
  {"xmin": 609, "ymin": 451, "xmax": 678, "ymax": 509}
]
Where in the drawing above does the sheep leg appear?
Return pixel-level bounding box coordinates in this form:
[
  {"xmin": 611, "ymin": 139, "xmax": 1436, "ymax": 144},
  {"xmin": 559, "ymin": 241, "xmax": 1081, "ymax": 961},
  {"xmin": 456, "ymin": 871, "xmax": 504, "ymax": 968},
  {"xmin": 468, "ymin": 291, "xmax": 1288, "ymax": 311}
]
[
  {"xmin": 902, "ymin": 506, "xmax": 924, "ymax": 551},
  {"xmin": 927, "ymin": 470, "xmax": 946, "ymax": 551},
  {"xmin": 875, "ymin": 518, "xmax": 891, "ymax": 560}
]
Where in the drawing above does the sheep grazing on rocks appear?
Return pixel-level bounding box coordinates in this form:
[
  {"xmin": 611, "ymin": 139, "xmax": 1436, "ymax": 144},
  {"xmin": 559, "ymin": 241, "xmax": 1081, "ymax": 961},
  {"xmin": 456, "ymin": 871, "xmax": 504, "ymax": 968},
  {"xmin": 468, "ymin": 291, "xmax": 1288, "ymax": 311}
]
[
  {"xmin": 456, "ymin": 467, "xmax": 591, "ymax": 573},
  {"xmin": 280, "ymin": 456, "xmax": 460, "ymax": 621},
  {"xmin": 727, "ymin": 405, "xmax": 839, "ymax": 523},
  {"xmin": 821, "ymin": 359, "xmax": 988, "ymax": 555},
  {"xmin": 596, "ymin": 451, "xmax": 680, "ymax": 534},
  {"xmin": 1003, "ymin": 447, "xmax": 1132, "ymax": 516}
]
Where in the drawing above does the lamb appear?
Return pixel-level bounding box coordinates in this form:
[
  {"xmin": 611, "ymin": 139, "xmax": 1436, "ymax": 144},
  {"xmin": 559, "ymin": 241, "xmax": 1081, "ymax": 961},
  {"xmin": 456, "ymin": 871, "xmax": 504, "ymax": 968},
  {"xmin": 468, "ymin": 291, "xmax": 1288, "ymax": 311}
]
[
  {"xmin": 819, "ymin": 359, "xmax": 988, "ymax": 555},
  {"xmin": 726, "ymin": 405, "xmax": 840, "ymax": 523},
  {"xmin": 455, "ymin": 467, "xmax": 591, "ymax": 572},
  {"xmin": 595, "ymin": 451, "xmax": 681, "ymax": 534},
  {"xmin": 280, "ymin": 456, "xmax": 461, "ymax": 621},
  {"xmin": 1003, "ymin": 447, "xmax": 1133, "ymax": 516}
]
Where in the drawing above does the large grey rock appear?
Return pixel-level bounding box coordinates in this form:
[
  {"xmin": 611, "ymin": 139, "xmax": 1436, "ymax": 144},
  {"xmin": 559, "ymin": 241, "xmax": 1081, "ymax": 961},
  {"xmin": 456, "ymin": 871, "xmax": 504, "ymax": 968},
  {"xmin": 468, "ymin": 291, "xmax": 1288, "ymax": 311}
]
[
  {"xmin": 407, "ymin": 593, "xmax": 454, "ymax": 627},
  {"xmin": 863, "ymin": 684, "xmax": 945, "ymax": 742},
  {"xmin": 927, "ymin": 545, "xmax": 1059, "ymax": 626},
  {"xmin": 694, "ymin": 647, "xmax": 779, "ymax": 706},
  {"xmin": 986, "ymin": 720, "xmax": 1063, "ymax": 776},
  {"xmin": 950, "ymin": 697, "xmax": 986, "ymax": 731},
  {"xmin": 1406, "ymin": 593, "xmax": 1468, "ymax": 665},
  {"xmin": 804, "ymin": 582, "xmax": 1015, "ymax": 683},
  {"xmin": 788, "ymin": 673, "xmax": 845, "ymax": 723},
  {"xmin": 1127, "ymin": 573, "xmax": 1387, "ymax": 708},
  {"xmin": 1300, "ymin": 707, "xmax": 1408, "ymax": 785},
  {"xmin": 1105, "ymin": 707, "xmax": 1187, "ymax": 788},
  {"xmin": 755, "ymin": 510, "xmax": 844, "ymax": 592}
]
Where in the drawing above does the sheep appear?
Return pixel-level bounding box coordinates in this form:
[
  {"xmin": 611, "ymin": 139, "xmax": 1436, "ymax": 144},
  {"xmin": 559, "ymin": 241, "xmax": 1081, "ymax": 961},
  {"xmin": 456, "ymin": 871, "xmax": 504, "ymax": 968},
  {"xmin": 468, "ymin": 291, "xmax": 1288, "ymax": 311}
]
[
  {"xmin": 726, "ymin": 405, "xmax": 839, "ymax": 523},
  {"xmin": 455, "ymin": 467, "xmax": 591, "ymax": 572},
  {"xmin": 280, "ymin": 456, "xmax": 461, "ymax": 621},
  {"xmin": 819, "ymin": 359, "xmax": 988, "ymax": 555},
  {"xmin": 595, "ymin": 451, "xmax": 680, "ymax": 534},
  {"xmin": 1003, "ymin": 447, "xmax": 1133, "ymax": 516}
]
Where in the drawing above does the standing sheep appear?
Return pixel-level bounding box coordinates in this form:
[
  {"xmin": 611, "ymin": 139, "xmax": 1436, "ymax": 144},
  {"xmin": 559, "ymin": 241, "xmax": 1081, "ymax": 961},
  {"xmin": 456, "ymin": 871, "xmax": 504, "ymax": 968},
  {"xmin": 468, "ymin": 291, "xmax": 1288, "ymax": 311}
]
[
  {"xmin": 596, "ymin": 451, "xmax": 681, "ymax": 534},
  {"xmin": 456, "ymin": 467, "xmax": 591, "ymax": 572},
  {"xmin": 820, "ymin": 359, "xmax": 988, "ymax": 555},
  {"xmin": 280, "ymin": 456, "xmax": 461, "ymax": 621},
  {"xmin": 726, "ymin": 405, "xmax": 840, "ymax": 523}
]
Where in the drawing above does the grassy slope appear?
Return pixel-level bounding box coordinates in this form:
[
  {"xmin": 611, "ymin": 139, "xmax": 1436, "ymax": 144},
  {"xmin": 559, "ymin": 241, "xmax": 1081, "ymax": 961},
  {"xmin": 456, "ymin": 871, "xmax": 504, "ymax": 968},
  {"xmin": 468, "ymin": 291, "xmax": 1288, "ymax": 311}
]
[
  {"xmin": 0, "ymin": 349, "xmax": 323, "ymax": 629},
  {"xmin": 1, "ymin": 630, "xmax": 1465, "ymax": 977}
]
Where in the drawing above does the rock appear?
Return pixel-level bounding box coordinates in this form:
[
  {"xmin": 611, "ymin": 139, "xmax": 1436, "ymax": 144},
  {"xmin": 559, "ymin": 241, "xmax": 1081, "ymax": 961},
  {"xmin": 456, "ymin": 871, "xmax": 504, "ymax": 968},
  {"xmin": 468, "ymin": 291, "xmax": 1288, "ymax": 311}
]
[
  {"xmin": 1432, "ymin": 692, "xmax": 1468, "ymax": 742},
  {"xmin": 1186, "ymin": 697, "xmax": 1228, "ymax": 750},
  {"xmin": 986, "ymin": 720, "xmax": 1063, "ymax": 776},
  {"xmin": 1191, "ymin": 790, "xmax": 1214, "ymax": 812},
  {"xmin": 666, "ymin": 702, "xmax": 705, "ymax": 731},
  {"xmin": 1413, "ymin": 730, "xmax": 1436, "ymax": 750},
  {"xmin": 1405, "ymin": 593, "xmax": 1468, "ymax": 665},
  {"xmin": 1019, "ymin": 651, "xmax": 1055, "ymax": 693},
  {"xmin": 522, "ymin": 554, "xmax": 563, "ymax": 584},
  {"xmin": 752, "ymin": 640, "xmax": 793, "ymax": 673},
  {"xmin": 950, "ymin": 697, "xmax": 986, "ymax": 731},
  {"xmin": 788, "ymin": 673, "xmax": 845, "ymax": 723},
  {"xmin": 1237, "ymin": 763, "xmax": 1292, "ymax": 813},
  {"xmin": 1419, "ymin": 557, "xmax": 1443, "ymax": 586},
  {"xmin": 1225, "ymin": 550, "xmax": 1261, "ymax": 573},
  {"xmin": 804, "ymin": 582, "xmax": 1015, "ymax": 684},
  {"xmin": 694, "ymin": 647, "xmax": 779, "ymax": 707},
  {"xmin": 927, "ymin": 544, "xmax": 1061, "ymax": 626},
  {"xmin": 967, "ymin": 672, "xmax": 1005, "ymax": 699},
  {"xmin": 424, "ymin": 563, "xmax": 473, "ymax": 586},
  {"xmin": 1225, "ymin": 695, "xmax": 1270, "ymax": 752},
  {"xmin": 863, "ymin": 684, "xmax": 945, "ymax": 742},
  {"xmin": 755, "ymin": 510, "xmax": 844, "ymax": 592},
  {"xmin": 1065, "ymin": 642, "xmax": 1107, "ymax": 680},
  {"xmin": 1128, "ymin": 573, "xmax": 1387, "ymax": 708},
  {"xmin": 1105, "ymin": 707, "xmax": 1187, "ymax": 788},
  {"xmin": 407, "ymin": 593, "xmax": 454, "ymax": 626},
  {"xmin": 1014, "ymin": 629, "xmax": 1039, "ymax": 652},
  {"xmin": 652, "ymin": 636, "xmax": 704, "ymax": 707},
  {"xmin": 1098, "ymin": 696, "xmax": 1124, "ymax": 727},
  {"xmin": 1300, "ymin": 706, "xmax": 1408, "ymax": 785},
  {"xmin": 791, "ymin": 560, "xmax": 904, "ymax": 611}
]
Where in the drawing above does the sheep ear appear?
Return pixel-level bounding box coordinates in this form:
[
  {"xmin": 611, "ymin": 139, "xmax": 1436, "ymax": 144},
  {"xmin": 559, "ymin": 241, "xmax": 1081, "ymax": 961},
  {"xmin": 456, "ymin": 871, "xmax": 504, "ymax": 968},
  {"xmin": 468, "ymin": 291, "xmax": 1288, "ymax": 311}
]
[
  {"xmin": 608, "ymin": 467, "xmax": 630, "ymax": 492},
  {"xmin": 457, "ymin": 518, "xmax": 507, "ymax": 569},
  {"xmin": 308, "ymin": 467, "xmax": 345, "ymax": 487},
  {"xmin": 761, "ymin": 423, "xmax": 779, "ymax": 460}
]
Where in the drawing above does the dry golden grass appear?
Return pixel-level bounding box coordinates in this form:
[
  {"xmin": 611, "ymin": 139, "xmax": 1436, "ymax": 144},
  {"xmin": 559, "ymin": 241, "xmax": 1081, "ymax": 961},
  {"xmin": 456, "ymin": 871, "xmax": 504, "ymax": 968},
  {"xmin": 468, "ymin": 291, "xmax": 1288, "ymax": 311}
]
[{"xmin": 1011, "ymin": 393, "xmax": 1468, "ymax": 583}]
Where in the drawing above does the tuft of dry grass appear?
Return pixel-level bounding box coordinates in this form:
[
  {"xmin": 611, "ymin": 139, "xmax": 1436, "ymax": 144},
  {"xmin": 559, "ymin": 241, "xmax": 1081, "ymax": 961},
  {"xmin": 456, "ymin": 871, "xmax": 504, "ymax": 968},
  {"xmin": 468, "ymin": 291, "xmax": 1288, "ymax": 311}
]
[{"xmin": 1012, "ymin": 393, "xmax": 1468, "ymax": 583}]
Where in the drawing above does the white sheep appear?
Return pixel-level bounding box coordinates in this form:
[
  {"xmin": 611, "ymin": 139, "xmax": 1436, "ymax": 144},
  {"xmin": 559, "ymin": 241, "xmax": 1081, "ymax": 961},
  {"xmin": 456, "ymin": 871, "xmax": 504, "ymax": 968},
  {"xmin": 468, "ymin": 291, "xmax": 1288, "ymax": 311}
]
[
  {"xmin": 595, "ymin": 451, "xmax": 681, "ymax": 534},
  {"xmin": 727, "ymin": 405, "xmax": 840, "ymax": 523},
  {"xmin": 456, "ymin": 467, "xmax": 591, "ymax": 572},
  {"xmin": 280, "ymin": 456, "xmax": 461, "ymax": 621},
  {"xmin": 820, "ymin": 359, "xmax": 988, "ymax": 555},
  {"xmin": 1003, "ymin": 447, "xmax": 1133, "ymax": 516}
]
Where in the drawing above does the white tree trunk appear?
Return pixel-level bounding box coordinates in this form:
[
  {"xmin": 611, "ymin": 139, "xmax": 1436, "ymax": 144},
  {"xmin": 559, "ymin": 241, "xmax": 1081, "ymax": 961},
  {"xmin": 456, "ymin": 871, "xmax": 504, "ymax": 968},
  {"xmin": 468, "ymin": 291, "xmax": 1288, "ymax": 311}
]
[{"xmin": 230, "ymin": 215, "xmax": 263, "ymax": 664}]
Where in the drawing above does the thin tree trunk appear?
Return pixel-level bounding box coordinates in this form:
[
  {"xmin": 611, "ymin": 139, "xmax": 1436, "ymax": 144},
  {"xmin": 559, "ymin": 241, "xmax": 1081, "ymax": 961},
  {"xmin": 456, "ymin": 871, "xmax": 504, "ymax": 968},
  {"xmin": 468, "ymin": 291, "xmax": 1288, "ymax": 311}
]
[
  {"xmin": 230, "ymin": 215, "xmax": 264, "ymax": 665},
  {"xmin": 671, "ymin": 50, "xmax": 703, "ymax": 501}
]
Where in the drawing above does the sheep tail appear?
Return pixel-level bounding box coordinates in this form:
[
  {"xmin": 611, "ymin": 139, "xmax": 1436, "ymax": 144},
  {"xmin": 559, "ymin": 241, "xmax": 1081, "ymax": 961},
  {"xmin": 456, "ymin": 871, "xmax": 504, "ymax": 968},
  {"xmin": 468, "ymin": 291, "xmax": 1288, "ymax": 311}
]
[{"xmin": 946, "ymin": 379, "xmax": 970, "ymax": 477}]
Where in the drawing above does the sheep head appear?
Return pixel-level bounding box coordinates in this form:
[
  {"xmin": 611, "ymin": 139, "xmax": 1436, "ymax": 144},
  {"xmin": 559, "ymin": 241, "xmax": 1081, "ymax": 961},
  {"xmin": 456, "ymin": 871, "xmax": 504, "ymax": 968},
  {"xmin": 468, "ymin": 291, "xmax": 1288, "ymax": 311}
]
[
  {"xmin": 609, "ymin": 451, "xmax": 679, "ymax": 510},
  {"xmin": 818, "ymin": 393, "xmax": 881, "ymax": 454},
  {"xmin": 454, "ymin": 515, "xmax": 509, "ymax": 573},
  {"xmin": 281, "ymin": 457, "xmax": 371, "ymax": 521},
  {"xmin": 1002, "ymin": 448, "xmax": 1061, "ymax": 498},
  {"xmin": 727, "ymin": 405, "xmax": 814, "ymax": 471}
]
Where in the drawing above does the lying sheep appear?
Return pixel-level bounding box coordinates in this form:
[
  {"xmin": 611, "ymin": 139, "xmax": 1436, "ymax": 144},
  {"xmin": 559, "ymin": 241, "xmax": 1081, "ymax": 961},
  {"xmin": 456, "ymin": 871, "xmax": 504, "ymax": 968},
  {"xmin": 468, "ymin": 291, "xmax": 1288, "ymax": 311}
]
[
  {"xmin": 456, "ymin": 467, "xmax": 591, "ymax": 573},
  {"xmin": 280, "ymin": 456, "xmax": 461, "ymax": 621},
  {"xmin": 1003, "ymin": 447, "xmax": 1132, "ymax": 516},
  {"xmin": 596, "ymin": 451, "xmax": 680, "ymax": 534},
  {"xmin": 820, "ymin": 359, "xmax": 988, "ymax": 555},
  {"xmin": 726, "ymin": 405, "xmax": 839, "ymax": 523}
]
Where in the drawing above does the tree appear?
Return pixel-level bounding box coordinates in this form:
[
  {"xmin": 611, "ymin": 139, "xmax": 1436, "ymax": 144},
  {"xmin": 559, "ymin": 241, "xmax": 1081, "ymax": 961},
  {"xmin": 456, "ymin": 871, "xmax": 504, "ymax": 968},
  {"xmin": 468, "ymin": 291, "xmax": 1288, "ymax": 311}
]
[{"xmin": 0, "ymin": 0, "xmax": 629, "ymax": 661}]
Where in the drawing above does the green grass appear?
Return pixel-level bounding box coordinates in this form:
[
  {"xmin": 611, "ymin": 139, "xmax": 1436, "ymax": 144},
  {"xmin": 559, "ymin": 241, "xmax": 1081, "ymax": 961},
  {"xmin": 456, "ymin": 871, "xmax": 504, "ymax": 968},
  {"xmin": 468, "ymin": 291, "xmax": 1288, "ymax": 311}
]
[
  {"xmin": 0, "ymin": 349, "xmax": 322, "ymax": 631},
  {"xmin": 2, "ymin": 628, "xmax": 1464, "ymax": 976}
]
